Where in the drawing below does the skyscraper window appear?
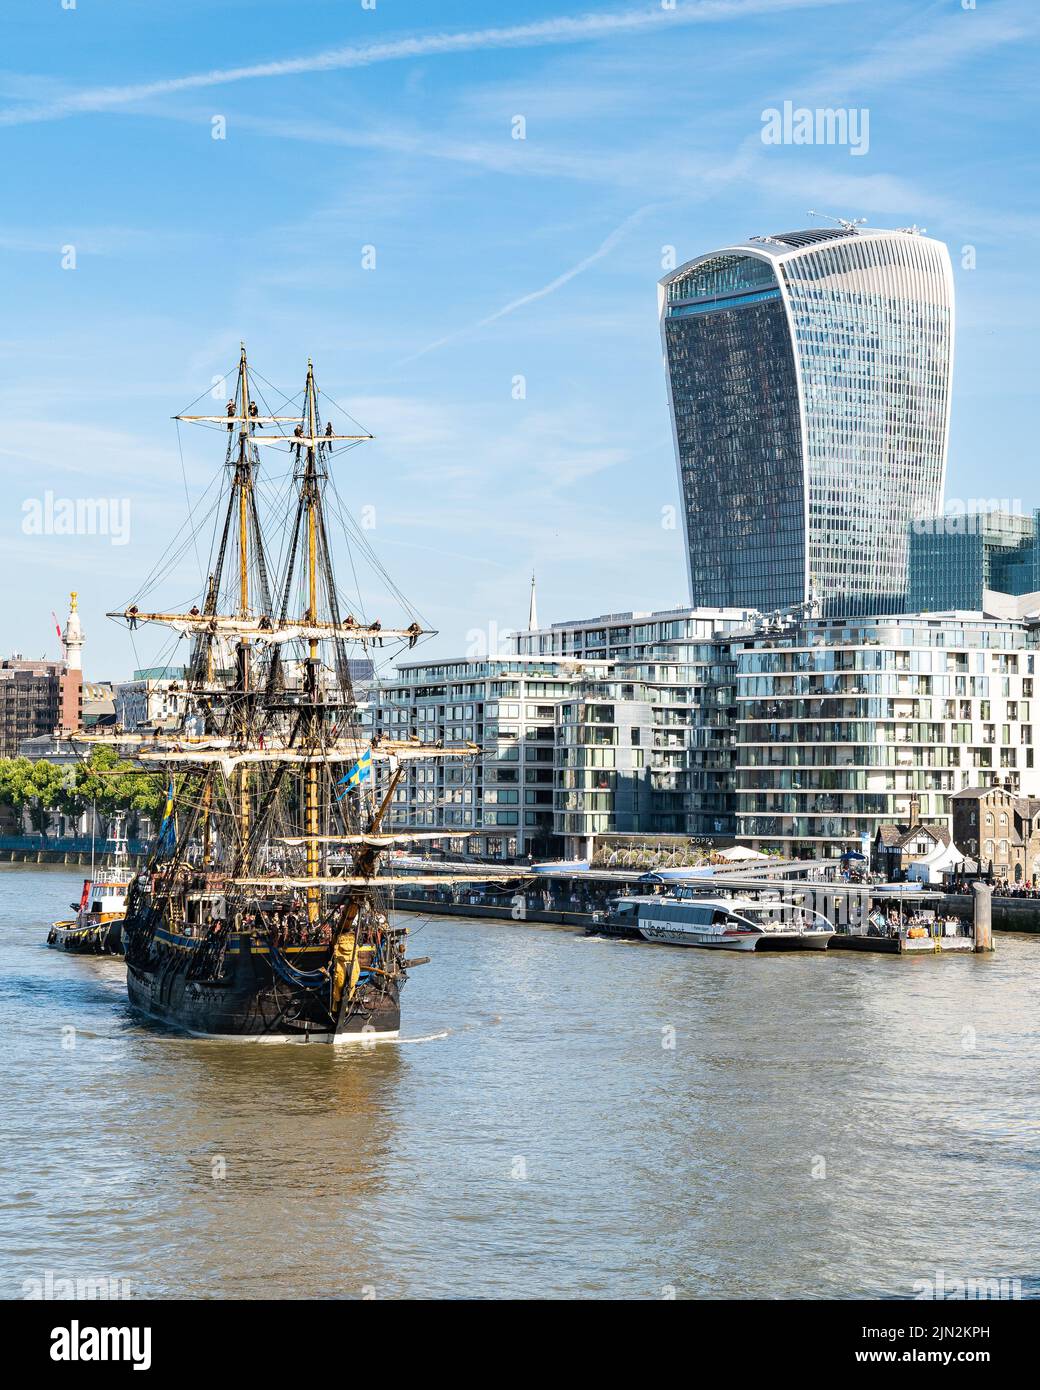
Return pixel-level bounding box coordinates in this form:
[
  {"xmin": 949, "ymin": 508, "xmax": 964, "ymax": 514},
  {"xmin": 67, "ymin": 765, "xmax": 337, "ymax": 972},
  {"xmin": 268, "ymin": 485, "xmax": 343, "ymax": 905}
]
[{"xmin": 660, "ymin": 226, "xmax": 954, "ymax": 619}]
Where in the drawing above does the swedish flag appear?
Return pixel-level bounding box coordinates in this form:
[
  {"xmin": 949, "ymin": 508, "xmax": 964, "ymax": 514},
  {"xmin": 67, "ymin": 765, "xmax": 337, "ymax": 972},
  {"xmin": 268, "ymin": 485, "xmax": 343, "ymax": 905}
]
[
  {"xmin": 159, "ymin": 776, "xmax": 176, "ymax": 844},
  {"xmin": 334, "ymin": 748, "xmax": 372, "ymax": 802}
]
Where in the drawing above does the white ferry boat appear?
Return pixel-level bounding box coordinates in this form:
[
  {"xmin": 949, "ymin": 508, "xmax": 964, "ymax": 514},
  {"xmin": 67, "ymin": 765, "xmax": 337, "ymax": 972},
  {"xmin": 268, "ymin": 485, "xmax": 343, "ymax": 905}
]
[{"xmin": 596, "ymin": 889, "xmax": 835, "ymax": 951}]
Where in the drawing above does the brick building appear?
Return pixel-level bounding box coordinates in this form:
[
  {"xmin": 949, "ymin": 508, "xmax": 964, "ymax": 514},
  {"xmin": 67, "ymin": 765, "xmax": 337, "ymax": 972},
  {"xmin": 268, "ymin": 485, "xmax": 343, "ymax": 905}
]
[
  {"xmin": 951, "ymin": 784, "xmax": 1040, "ymax": 882},
  {"xmin": 0, "ymin": 658, "xmax": 82, "ymax": 756}
]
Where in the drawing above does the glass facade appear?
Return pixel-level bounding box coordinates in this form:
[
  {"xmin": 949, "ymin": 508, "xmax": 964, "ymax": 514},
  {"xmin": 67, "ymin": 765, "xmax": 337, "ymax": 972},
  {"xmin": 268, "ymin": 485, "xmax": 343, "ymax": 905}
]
[
  {"xmin": 908, "ymin": 508, "xmax": 1040, "ymax": 611},
  {"xmin": 661, "ymin": 228, "xmax": 954, "ymax": 620},
  {"xmin": 376, "ymin": 605, "xmax": 1040, "ymax": 859},
  {"xmin": 730, "ymin": 615, "xmax": 1040, "ymax": 849},
  {"xmin": 663, "ymin": 255, "xmax": 805, "ymax": 612},
  {"xmin": 369, "ymin": 656, "xmax": 579, "ymax": 859}
]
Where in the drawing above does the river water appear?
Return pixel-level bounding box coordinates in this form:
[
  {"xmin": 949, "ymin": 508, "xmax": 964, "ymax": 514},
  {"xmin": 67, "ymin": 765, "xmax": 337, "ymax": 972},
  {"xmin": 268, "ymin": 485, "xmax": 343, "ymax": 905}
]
[{"xmin": 2, "ymin": 864, "xmax": 1038, "ymax": 1300}]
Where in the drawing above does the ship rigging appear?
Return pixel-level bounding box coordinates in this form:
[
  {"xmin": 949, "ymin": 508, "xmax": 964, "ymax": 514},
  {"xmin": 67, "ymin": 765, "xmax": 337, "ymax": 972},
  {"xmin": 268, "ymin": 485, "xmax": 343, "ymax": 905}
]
[{"xmin": 94, "ymin": 345, "xmax": 523, "ymax": 1040}]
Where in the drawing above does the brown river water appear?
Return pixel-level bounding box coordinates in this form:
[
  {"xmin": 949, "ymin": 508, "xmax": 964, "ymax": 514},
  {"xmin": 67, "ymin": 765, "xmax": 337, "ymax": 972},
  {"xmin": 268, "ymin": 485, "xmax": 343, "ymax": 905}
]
[{"xmin": 2, "ymin": 864, "xmax": 1038, "ymax": 1299}]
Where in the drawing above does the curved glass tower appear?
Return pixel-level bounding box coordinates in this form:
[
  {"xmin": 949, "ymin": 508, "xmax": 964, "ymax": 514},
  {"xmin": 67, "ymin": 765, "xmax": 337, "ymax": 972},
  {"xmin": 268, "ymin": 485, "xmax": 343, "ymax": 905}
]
[{"xmin": 660, "ymin": 226, "xmax": 955, "ymax": 619}]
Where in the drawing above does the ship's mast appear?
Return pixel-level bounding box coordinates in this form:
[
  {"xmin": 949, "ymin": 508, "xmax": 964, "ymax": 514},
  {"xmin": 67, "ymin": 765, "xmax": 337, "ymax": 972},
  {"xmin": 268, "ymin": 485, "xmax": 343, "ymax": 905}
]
[
  {"xmin": 235, "ymin": 345, "xmax": 253, "ymax": 846},
  {"xmin": 303, "ymin": 359, "xmax": 321, "ymax": 924},
  {"xmin": 200, "ymin": 574, "xmax": 216, "ymax": 866},
  {"xmin": 106, "ymin": 347, "xmax": 467, "ymax": 919}
]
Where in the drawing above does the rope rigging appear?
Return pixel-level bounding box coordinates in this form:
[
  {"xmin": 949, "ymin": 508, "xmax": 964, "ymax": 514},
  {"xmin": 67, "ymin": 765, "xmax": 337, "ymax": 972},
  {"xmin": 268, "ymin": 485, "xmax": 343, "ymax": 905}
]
[{"xmin": 106, "ymin": 345, "xmax": 512, "ymax": 1043}]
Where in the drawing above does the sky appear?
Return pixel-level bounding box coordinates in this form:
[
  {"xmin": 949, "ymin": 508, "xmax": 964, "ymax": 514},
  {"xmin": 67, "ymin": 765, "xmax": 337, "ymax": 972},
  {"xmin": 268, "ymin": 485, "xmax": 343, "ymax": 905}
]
[{"xmin": 1, "ymin": 0, "xmax": 1038, "ymax": 680}]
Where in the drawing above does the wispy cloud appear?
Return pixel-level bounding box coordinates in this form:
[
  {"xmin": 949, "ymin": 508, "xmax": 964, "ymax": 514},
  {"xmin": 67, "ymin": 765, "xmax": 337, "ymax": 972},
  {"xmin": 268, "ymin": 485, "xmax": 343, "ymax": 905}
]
[
  {"xmin": 0, "ymin": 225, "xmax": 205, "ymax": 257},
  {"xmin": 0, "ymin": 0, "xmax": 851, "ymax": 127},
  {"xmin": 164, "ymin": 107, "xmax": 630, "ymax": 184},
  {"xmin": 804, "ymin": 0, "xmax": 1040, "ymax": 100},
  {"xmin": 399, "ymin": 205, "xmax": 659, "ymax": 363},
  {"xmin": 0, "ymin": 419, "xmax": 212, "ymax": 496}
]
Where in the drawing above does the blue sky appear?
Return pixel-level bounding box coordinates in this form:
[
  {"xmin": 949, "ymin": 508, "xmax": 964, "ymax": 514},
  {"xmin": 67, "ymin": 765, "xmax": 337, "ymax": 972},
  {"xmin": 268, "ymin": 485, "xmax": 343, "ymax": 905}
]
[{"xmin": 1, "ymin": 0, "xmax": 1038, "ymax": 679}]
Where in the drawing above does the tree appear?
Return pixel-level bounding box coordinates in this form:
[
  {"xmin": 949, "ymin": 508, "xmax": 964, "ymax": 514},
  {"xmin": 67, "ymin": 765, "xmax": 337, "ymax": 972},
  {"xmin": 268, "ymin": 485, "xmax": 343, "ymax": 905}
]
[
  {"xmin": 72, "ymin": 746, "xmax": 162, "ymax": 838},
  {"xmin": 0, "ymin": 757, "xmax": 66, "ymax": 839},
  {"xmin": 0, "ymin": 749, "xmax": 163, "ymax": 841}
]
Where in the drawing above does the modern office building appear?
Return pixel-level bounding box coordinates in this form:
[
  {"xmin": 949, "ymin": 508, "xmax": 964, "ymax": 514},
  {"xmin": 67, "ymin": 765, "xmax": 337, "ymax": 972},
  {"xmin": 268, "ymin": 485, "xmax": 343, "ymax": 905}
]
[
  {"xmin": 660, "ymin": 224, "xmax": 955, "ymax": 619},
  {"xmin": 908, "ymin": 507, "xmax": 1040, "ymax": 612},
  {"xmin": 513, "ymin": 606, "xmax": 754, "ymax": 850},
  {"xmin": 729, "ymin": 611, "xmax": 1040, "ymax": 853},
  {"xmin": 372, "ymin": 599, "xmax": 1040, "ymax": 859},
  {"xmin": 114, "ymin": 672, "xmax": 191, "ymax": 732},
  {"xmin": 371, "ymin": 654, "xmax": 617, "ymax": 859},
  {"xmin": 511, "ymin": 606, "xmax": 753, "ymax": 663},
  {"xmin": 369, "ymin": 610, "xmax": 751, "ymax": 859},
  {"xmin": 82, "ymin": 680, "xmax": 116, "ymax": 730}
]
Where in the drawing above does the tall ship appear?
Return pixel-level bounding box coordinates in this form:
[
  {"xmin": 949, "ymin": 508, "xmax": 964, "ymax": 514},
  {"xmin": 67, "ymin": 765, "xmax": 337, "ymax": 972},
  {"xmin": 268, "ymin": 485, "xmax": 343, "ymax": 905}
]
[{"xmin": 96, "ymin": 347, "xmax": 515, "ymax": 1040}]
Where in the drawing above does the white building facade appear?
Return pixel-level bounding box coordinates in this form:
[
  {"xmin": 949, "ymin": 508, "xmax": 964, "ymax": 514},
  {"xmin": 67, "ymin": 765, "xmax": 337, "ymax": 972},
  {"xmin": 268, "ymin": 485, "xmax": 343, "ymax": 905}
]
[
  {"xmin": 371, "ymin": 655, "xmax": 612, "ymax": 859},
  {"xmin": 114, "ymin": 677, "xmax": 191, "ymax": 732},
  {"xmin": 373, "ymin": 605, "xmax": 1040, "ymax": 861},
  {"xmin": 731, "ymin": 612, "xmax": 1040, "ymax": 853}
]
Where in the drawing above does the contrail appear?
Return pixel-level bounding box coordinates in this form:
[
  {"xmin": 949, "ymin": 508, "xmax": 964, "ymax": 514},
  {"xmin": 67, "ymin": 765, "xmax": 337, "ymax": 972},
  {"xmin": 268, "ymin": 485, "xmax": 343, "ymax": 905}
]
[
  {"xmin": 399, "ymin": 206, "xmax": 658, "ymax": 365},
  {"xmin": 0, "ymin": 0, "xmax": 851, "ymax": 127}
]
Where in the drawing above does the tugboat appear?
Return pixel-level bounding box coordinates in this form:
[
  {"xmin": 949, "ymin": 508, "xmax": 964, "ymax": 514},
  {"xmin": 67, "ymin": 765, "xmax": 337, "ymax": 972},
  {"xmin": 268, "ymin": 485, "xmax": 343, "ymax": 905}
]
[
  {"xmin": 592, "ymin": 888, "xmax": 835, "ymax": 951},
  {"xmin": 90, "ymin": 346, "xmax": 520, "ymax": 1040},
  {"xmin": 47, "ymin": 833, "xmax": 135, "ymax": 956}
]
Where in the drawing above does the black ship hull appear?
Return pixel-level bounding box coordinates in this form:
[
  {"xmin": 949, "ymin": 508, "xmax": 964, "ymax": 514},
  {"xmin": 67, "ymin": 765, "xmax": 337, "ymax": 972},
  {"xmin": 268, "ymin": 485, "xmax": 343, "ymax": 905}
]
[
  {"xmin": 124, "ymin": 915, "xmax": 402, "ymax": 1041},
  {"xmin": 585, "ymin": 919, "xmax": 642, "ymax": 941},
  {"xmin": 47, "ymin": 919, "xmax": 124, "ymax": 956}
]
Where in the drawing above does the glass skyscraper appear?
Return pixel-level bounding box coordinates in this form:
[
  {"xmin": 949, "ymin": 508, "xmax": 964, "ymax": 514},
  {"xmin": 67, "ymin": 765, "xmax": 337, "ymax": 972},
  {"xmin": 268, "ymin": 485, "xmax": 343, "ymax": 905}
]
[{"xmin": 660, "ymin": 226, "xmax": 955, "ymax": 619}]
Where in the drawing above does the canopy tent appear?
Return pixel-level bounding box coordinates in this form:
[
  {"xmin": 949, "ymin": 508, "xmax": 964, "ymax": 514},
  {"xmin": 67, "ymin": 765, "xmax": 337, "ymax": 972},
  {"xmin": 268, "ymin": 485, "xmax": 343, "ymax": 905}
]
[
  {"xmin": 715, "ymin": 845, "xmax": 770, "ymax": 862},
  {"xmin": 906, "ymin": 838, "xmax": 965, "ymax": 885}
]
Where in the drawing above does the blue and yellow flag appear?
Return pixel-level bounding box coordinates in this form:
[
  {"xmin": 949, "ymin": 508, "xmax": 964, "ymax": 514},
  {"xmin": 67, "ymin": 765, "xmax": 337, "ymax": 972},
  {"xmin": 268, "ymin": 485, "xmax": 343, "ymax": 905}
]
[
  {"xmin": 159, "ymin": 776, "xmax": 176, "ymax": 844},
  {"xmin": 334, "ymin": 748, "xmax": 372, "ymax": 802}
]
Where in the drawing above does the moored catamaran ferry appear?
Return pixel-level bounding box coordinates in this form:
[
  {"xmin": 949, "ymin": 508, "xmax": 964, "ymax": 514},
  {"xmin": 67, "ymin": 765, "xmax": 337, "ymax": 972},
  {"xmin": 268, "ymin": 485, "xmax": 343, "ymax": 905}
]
[
  {"xmin": 47, "ymin": 834, "xmax": 135, "ymax": 956},
  {"xmin": 594, "ymin": 888, "xmax": 835, "ymax": 951},
  {"xmin": 85, "ymin": 346, "xmax": 518, "ymax": 1041}
]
